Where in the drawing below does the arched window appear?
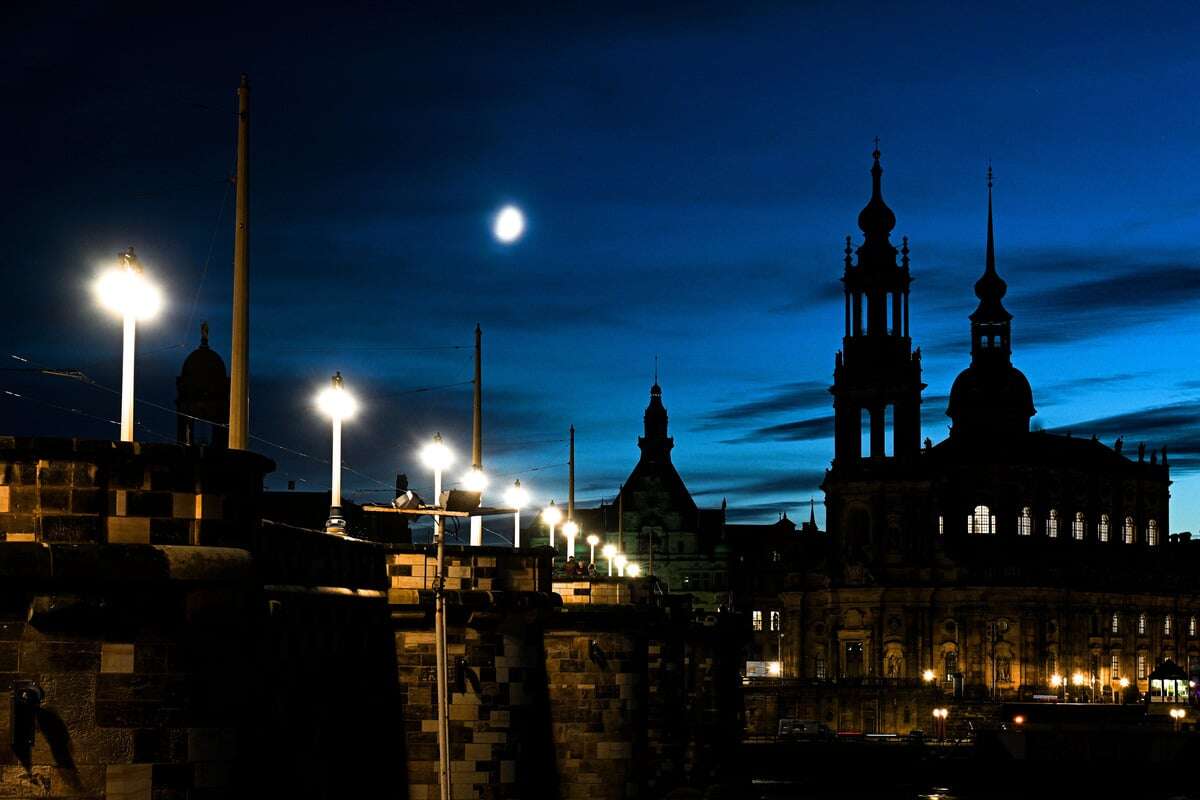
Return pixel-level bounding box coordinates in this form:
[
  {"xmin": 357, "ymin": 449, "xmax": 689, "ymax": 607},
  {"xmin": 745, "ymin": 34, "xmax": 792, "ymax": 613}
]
[
  {"xmin": 1165, "ymin": 614, "xmax": 1173, "ymax": 636},
  {"xmin": 1138, "ymin": 613, "xmax": 1147, "ymax": 635},
  {"xmin": 1148, "ymin": 519, "xmax": 1159, "ymax": 547},
  {"xmin": 1017, "ymin": 507, "xmax": 1032, "ymax": 536},
  {"xmin": 1047, "ymin": 509, "xmax": 1059, "ymax": 538},
  {"xmin": 944, "ymin": 649, "xmax": 958, "ymax": 679},
  {"xmin": 1190, "ymin": 616, "xmax": 1197, "ymax": 638},
  {"xmin": 968, "ymin": 505, "xmax": 995, "ymax": 535},
  {"xmin": 1073, "ymin": 512, "xmax": 1086, "ymax": 540},
  {"xmin": 1098, "ymin": 514, "xmax": 1110, "ymax": 542},
  {"xmin": 1124, "ymin": 516, "xmax": 1135, "ymax": 544},
  {"xmin": 1111, "ymin": 612, "xmax": 1120, "ymax": 634}
]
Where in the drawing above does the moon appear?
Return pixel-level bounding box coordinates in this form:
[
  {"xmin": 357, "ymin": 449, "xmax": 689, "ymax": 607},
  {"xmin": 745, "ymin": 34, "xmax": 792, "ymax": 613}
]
[{"xmin": 493, "ymin": 205, "xmax": 525, "ymax": 243}]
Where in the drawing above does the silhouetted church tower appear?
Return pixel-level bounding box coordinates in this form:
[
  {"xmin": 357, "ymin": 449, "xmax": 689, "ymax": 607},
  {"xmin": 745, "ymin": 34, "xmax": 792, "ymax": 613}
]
[
  {"xmin": 831, "ymin": 146, "xmax": 924, "ymax": 466},
  {"xmin": 176, "ymin": 322, "xmax": 230, "ymax": 447},
  {"xmin": 639, "ymin": 376, "xmax": 674, "ymax": 465},
  {"xmin": 823, "ymin": 147, "xmax": 928, "ymax": 577},
  {"xmin": 946, "ymin": 168, "xmax": 1035, "ymax": 440}
]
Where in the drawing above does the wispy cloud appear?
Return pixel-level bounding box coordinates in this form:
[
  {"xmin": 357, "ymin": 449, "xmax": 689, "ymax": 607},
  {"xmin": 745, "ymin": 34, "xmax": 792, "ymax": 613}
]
[
  {"xmin": 1048, "ymin": 399, "xmax": 1200, "ymax": 472},
  {"xmin": 696, "ymin": 380, "xmax": 829, "ymax": 430}
]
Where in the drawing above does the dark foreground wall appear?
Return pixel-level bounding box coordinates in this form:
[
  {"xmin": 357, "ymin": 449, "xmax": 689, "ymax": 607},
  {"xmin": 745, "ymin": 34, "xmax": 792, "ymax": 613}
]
[{"xmin": 0, "ymin": 438, "xmax": 400, "ymax": 799}]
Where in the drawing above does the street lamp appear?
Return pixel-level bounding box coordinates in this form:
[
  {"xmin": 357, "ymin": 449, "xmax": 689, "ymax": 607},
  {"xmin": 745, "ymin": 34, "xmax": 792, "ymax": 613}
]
[
  {"xmin": 562, "ymin": 521, "xmax": 580, "ymax": 561},
  {"xmin": 614, "ymin": 553, "xmax": 628, "ymax": 577},
  {"xmin": 602, "ymin": 543, "xmax": 617, "ymax": 576},
  {"xmin": 94, "ymin": 247, "xmax": 163, "ymax": 441},
  {"xmin": 1072, "ymin": 671, "xmax": 1086, "ymax": 702},
  {"xmin": 625, "ymin": 562, "xmax": 641, "ymax": 578},
  {"xmin": 542, "ymin": 502, "xmax": 562, "ymax": 549},
  {"xmin": 922, "ymin": 669, "xmax": 936, "ymax": 684},
  {"xmin": 419, "ymin": 432, "xmax": 453, "ymax": 800},
  {"xmin": 315, "ymin": 372, "xmax": 357, "ymax": 534},
  {"xmin": 504, "ymin": 479, "xmax": 529, "ymax": 547},
  {"xmin": 586, "ymin": 534, "xmax": 600, "ymax": 564},
  {"xmin": 932, "ymin": 707, "xmax": 949, "ymax": 741}
]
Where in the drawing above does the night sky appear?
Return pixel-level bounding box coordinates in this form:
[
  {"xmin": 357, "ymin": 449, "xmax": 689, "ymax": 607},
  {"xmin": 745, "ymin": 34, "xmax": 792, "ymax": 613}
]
[{"xmin": 6, "ymin": 3, "xmax": 1200, "ymax": 536}]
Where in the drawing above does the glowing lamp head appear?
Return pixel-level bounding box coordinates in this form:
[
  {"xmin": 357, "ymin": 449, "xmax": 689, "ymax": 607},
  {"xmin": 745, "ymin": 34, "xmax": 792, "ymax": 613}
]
[
  {"xmin": 1119, "ymin": 677, "xmax": 1130, "ymax": 688},
  {"xmin": 613, "ymin": 553, "xmax": 628, "ymax": 570},
  {"xmin": 562, "ymin": 520, "xmax": 580, "ymax": 539},
  {"xmin": 922, "ymin": 669, "xmax": 936, "ymax": 684},
  {"xmin": 625, "ymin": 562, "xmax": 641, "ymax": 578},
  {"xmin": 602, "ymin": 543, "xmax": 617, "ymax": 559},
  {"xmin": 504, "ymin": 479, "xmax": 529, "ymax": 510},
  {"xmin": 95, "ymin": 247, "xmax": 162, "ymax": 320},
  {"xmin": 420, "ymin": 433, "xmax": 453, "ymax": 472},
  {"xmin": 586, "ymin": 534, "xmax": 600, "ymax": 547},
  {"xmin": 316, "ymin": 372, "xmax": 357, "ymax": 420},
  {"xmin": 541, "ymin": 502, "xmax": 563, "ymax": 526},
  {"xmin": 463, "ymin": 468, "xmax": 488, "ymax": 493},
  {"xmin": 768, "ymin": 661, "xmax": 781, "ymax": 676},
  {"xmin": 1050, "ymin": 674, "xmax": 1063, "ymax": 688},
  {"xmin": 1072, "ymin": 672, "xmax": 1085, "ymax": 687},
  {"xmin": 1013, "ymin": 715, "xmax": 1025, "ymax": 726},
  {"xmin": 493, "ymin": 205, "xmax": 525, "ymax": 243}
]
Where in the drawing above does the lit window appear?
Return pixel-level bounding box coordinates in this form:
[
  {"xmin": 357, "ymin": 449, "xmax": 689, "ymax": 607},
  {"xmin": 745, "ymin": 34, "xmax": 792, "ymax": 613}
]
[
  {"xmin": 815, "ymin": 652, "xmax": 827, "ymax": 680},
  {"xmin": 1191, "ymin": 616, "xmax": 1197, "ymax": 638},
  {"xmin": 1111, "ymin": 653, "xmax": 1120, "ymax": 679},
  {"xmin": 1137, "ymin": 653, "xmax": 1147, "ymax": 680},
  {"xmin": 770, "ymin": 610, "xmax": 782, "ymax": 632},
  {"xmin": 1124, "ymin": 516, "xmax": 1135, "ymax": 544},
  {"xmin": 1138, "ymin": 613, "xmax": 1147, "ymax": 635},
  {"xmin": 1148, "ymin": 519, "xmax": 1159, "ymax": 547},
  {"xmin": 968, "ymin": 505, "xmax": 995, "ymax": 535},
  {"xmin": 1098, "ymin": 514, "xmax": 1110, "ymax": 542},
  {"xmin": 1017, "ymin": 507, "xmax": 1032, "ymax": 536},
  {"xmin": 752, "ymin": 610, "xmax": 763, "ymax": 631},
  {"xmin": 1047, "ymin": 509, "xmax": 1059, "ymax": 538},
  {"xmin": 1111, "ymin": 613, "xmax": 1119, "ymax": 634},
  {"xmin": 1165, "ymin": 615, "xmax": 1173, "ymax": 636},
  {"xmin": 938, "ymin": 515, "xmax": 944, "ymax": 536},
  {"xmin": 1072, "ymin": 512, "xmax": 1085, "ymax": 540},
  {"xmin": 944, "ymin": 650, "xmax": 958, "ymax": 679}
]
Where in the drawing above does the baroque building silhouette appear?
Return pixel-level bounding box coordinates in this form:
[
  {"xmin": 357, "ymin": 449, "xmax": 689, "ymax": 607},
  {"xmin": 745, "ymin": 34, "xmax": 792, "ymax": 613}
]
[{"xmin": 751, "ymin": 150, "xmax": 1190, "ymax": 734}]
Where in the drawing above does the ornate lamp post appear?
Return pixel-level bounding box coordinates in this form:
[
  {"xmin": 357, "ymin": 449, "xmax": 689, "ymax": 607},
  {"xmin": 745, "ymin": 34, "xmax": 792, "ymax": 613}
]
[
  {"xmin": 504, "ymin": 479, "xmax": 529, "ymax": 547},
  {"xmin": 94, "ymin": 247, "xmax": 162, "ymax": 441},
  {"xmin": 315, "ymin": 372, "xmax": 357, "ymax": 534}
]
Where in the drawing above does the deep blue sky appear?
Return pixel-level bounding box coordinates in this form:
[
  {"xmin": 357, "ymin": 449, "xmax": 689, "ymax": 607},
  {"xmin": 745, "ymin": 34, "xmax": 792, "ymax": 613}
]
[{"xmin": 5, "ymin": 2, "xmax": 1200, "ymax": 535}]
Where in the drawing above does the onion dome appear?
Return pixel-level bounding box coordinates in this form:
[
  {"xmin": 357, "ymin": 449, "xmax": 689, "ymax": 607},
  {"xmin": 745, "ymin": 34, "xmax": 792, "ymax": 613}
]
[{"xmin": 857, "ymin": 146, "xmax": 897, "ymax": 240}]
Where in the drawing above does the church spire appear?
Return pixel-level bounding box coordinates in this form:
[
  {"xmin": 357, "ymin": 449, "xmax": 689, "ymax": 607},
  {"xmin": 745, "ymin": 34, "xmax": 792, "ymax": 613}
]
[
  {"xmin": 969, "ymin": 166, "xmax": 1012, "ymax": 359},
  {"xmin": 856, "ymin": 141, "xmax": 897, "ymax": 249},
  {"xmin": 639, "ymin": 377, "xmax": 673, "ymax": 464}
]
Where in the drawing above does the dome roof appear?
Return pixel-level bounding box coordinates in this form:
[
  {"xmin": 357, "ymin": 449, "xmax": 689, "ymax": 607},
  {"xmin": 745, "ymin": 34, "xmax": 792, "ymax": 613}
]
[
  {"xmin": 947, "ymin": 362, "xmax": 1035, "ymax": 437},
  {"xmin": 181, "ymin": 344, "xmax": 227, "ymax": 384},
  {"xmin": 857, "ymin": 149, "xmax": 896, "ymax": 238}
]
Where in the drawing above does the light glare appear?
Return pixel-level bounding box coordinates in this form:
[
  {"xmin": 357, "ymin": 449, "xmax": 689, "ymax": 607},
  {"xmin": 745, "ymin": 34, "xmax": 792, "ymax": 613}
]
[
  {"xmin": 562, "ymin": 521, "xmax": 579, "ymax": 538},
  {"xmin": 421, "ymin": 437, "xmax": 454, "ymax": 471},
  {"xmin": 625, "ymin": 563, "xmax": 641, "ymax": 578},
  {"xmin": 504, "ymin": 481, "xmax": 530, "ymax": 509},
  {"xmin": 602, "ymin": 544, "xmax": 617, "ymax": 558},
  {"xmin": 316, "ymin": 386, "xmax": 357, "ymax": 420},
  {"xmin": 95, "ymin": 267, "xmax": 162, "ymax": 320},
  {"xmin": 541, "ymin": 503, "xmax": 563, "ymax": 526},
  {"xmin": 463, "ymin": 468, "xmax": 488, "ymax": 492}
]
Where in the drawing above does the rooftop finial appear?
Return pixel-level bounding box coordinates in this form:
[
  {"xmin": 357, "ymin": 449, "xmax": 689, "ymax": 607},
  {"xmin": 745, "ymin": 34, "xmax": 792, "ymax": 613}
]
[
  {"xmin": 858, "ymin": 140, "xmax": 896, "ymax": 238},
  {"xmin": 200, "ymin": 321, "xmax": 209, "ymax": 347},
  {"xmin": 873, "ymin": 135, "xmax": 881, "ymax": 158},
  {"xmin": 901, "ymin": 236, "xmax": 910, "ymax": 269},
  {"xmin": 844, "ymin": 235, "xmax": 853, "ymax": 268}
]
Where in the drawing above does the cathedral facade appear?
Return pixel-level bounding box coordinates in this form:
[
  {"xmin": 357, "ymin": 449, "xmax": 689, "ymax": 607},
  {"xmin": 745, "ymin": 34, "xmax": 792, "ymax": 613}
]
[{"xmin": 777, "ymin": 151, "xmax": 1194, "ymax": 726}]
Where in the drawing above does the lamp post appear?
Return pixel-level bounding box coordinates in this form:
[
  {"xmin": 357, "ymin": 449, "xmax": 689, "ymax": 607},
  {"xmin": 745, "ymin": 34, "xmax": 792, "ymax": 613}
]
[
  {"xmin": 586, "ymin": 534, "xmax": 600, "ymax": 564},
  {"xmin": 1051, "ymin": 672, "xmax": 1064, "ymax": 702},
  {"xmin": 1072, "ymin": 671, "xmax": 1087, "ymax": 703},
  {"xmin": 316, "ymin": 372, "xmax": 357, "ymax": 534},
  {"xmin": 420, "ymin": 433, "xmax": 453, "ymax": 800},
  {"xmin": 602, "ymin": 543, "xmax": 617, "ymax": 576},
  {"xmin": 614, "ymin": 553, "xmax": 628, "ymax": 577},
  {"xmin": 94, "ymin": 247, "xmax": 162, "ymax": 441},
  {"xmin": 542, "ymin": 502, "xmax": 562, "ymax": 551},
  {"xmin": 504, "ymin": 479, "xmax": 529, "ymax": 547},
  {"xmin": 562, "ymin": 520, "xmax": 579, "ymax": 562}
]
